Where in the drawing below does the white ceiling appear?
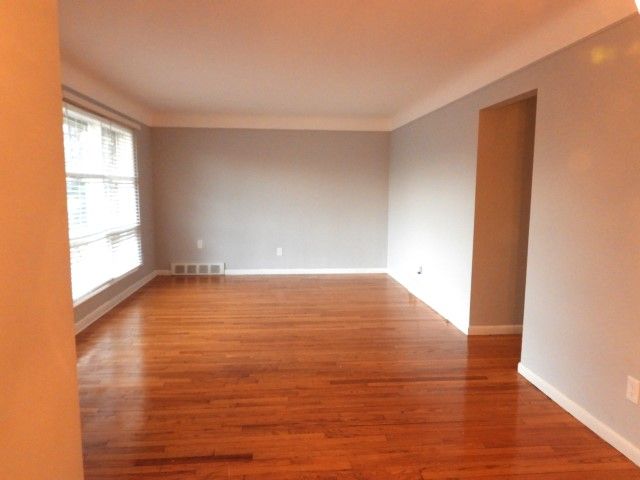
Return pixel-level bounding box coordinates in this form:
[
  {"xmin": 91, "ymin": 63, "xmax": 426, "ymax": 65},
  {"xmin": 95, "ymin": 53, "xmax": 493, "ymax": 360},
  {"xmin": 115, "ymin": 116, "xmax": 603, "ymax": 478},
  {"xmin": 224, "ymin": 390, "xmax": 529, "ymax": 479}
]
[{"xmin": 58, "ymin": 0, "xmax": 635, "ymax": 129}]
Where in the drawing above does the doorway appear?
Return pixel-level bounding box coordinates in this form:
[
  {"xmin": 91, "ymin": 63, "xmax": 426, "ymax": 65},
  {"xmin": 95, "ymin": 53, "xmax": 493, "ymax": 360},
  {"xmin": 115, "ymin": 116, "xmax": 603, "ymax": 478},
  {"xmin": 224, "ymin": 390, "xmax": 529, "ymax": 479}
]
[{"xmin": 469, "ymin": 92, "xmax": 537, "ymax": 353}]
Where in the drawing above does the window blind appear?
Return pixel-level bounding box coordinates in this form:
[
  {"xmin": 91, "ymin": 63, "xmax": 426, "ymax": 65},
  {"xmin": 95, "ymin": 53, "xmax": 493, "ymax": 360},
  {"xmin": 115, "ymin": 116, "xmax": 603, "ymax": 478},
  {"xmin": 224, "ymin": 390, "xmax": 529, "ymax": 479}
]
[{"xmin": 62, "ymin": 104, "xmax": 142, "ymax": 302}]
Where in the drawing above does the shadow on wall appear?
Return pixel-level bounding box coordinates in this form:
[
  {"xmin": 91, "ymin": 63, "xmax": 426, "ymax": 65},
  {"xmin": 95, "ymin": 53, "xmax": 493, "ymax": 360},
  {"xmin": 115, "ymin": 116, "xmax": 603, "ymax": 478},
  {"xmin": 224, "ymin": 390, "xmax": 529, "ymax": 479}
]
[{"xmin": 469, "ymin": 92, "xmax": 537, "ymax": 338}]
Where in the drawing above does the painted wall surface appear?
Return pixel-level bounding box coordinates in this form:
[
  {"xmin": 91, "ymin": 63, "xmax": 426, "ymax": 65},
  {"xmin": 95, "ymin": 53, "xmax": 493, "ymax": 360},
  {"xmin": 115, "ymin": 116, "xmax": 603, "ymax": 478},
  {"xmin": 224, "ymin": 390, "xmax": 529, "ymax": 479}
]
[
  {"xmin": 470, "ymin": 97, "xmax": 536, "ymax": 328},
  {"xmin": 73, "ymin": 123, "xmax": 156, "ymax": 323},
  {"xmin": 388, "ymin": 98, "xmax": 480, "ymax": 331},
  {"xmin": 152, "ymin": 128, "xmax": 389, "ymax": 270},
  {"xmin": 388, "ymin": 15, "xmax": 640, "ymax": 451},
  {"xmin": 0, "ymin": 2, "xmax": 84, "ymax": 478}
]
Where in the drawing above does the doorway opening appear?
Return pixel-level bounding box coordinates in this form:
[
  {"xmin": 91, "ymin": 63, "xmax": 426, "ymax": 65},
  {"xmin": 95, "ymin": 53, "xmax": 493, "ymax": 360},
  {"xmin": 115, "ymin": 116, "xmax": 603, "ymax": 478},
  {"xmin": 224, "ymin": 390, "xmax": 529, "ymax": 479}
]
[{"xmin": 469, "ymin": 92, "xmax": 537, "ymax": 357}]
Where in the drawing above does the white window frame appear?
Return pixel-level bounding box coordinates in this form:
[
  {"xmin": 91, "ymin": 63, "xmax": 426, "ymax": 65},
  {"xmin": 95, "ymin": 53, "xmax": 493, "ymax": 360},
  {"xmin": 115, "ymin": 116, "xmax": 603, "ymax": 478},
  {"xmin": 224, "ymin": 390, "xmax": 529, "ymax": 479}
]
[{"xmin": 62, "ymin": 101, "xmax": 143, "ymax": 306}]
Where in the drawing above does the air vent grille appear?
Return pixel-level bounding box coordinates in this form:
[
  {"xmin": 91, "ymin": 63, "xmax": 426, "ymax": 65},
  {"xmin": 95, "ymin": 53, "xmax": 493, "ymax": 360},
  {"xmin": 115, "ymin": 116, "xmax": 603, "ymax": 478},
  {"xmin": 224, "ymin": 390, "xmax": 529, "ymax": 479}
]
[{"xmin": 171, "ymin": 263, "xmax": 225, "ymax": 276}]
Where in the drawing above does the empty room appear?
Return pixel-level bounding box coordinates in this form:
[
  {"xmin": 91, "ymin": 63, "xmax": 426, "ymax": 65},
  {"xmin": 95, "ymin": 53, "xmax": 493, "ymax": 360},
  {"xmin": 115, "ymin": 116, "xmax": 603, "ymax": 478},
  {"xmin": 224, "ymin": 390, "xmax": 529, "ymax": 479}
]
[{"xmin": 2, "ymin": 1, "xmax": 640, "ymax": 479}]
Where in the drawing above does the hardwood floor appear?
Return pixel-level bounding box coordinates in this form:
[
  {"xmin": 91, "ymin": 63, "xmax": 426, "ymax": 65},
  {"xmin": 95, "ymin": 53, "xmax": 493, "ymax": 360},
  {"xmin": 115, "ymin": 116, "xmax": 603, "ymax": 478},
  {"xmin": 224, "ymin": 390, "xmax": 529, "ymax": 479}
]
[{"xmin": 76, "ymin": 275, "xmax": 639, "ymax": 479}]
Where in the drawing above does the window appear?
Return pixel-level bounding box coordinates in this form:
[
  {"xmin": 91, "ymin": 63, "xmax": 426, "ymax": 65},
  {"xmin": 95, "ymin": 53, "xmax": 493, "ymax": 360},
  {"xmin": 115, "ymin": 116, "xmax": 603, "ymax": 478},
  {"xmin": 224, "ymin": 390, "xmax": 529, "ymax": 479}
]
[{"xmin": 62, "ymin": 104, "xmax": 142, "ymax": 302}]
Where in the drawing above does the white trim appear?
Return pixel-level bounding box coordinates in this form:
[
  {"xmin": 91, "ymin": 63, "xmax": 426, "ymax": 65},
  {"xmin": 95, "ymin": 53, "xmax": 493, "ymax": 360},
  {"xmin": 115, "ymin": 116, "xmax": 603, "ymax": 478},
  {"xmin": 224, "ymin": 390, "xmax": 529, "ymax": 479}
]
[
  {"xmin": 155, "ymin": 269, "xmax": 172, "ymax": 276},
  {"xmin": 518, "ymin": 363, "xmax": 640, "ymax": 467},
  {"xmin": 74, "ymin": 270, "xmax": 158, "ymax": 334},
  {"xmin": 151, "ymin": 113, "xmax": 391, "ymax": 132},
  {"xmin": 468, "ymin": 324, "xmax": 523, "ymax": 335},
  {"xmin": 225, "ymin": 268, "xmax": 387, "ymax": 276}
]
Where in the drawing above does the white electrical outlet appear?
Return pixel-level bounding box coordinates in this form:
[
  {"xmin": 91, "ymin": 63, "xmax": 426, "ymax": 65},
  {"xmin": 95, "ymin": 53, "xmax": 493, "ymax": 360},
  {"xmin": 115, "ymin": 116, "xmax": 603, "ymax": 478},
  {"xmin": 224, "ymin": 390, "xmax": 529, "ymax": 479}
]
[
  {"xmin": 197, "ymin": 239, "xmax": 203, "ymax": 249},
  {"xmin": 276, "ymin": 247, "xmax": 283, "ymax": 257},
  {"xmin": 626, "ymin": 376, "xmax": 640, "ymax": 405}
]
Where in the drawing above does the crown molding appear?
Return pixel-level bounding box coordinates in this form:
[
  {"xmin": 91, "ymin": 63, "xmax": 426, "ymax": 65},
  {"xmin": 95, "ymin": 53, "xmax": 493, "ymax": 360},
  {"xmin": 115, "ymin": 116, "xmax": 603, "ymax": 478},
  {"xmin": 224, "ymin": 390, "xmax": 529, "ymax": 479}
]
[
  {"xmin": 151, "ymin": 112, "xmax": 391, "ymax": 131},
  {"xmin": 391, "ymin": 0, "xmax": 636, "ymax": 129},
  {"xmin": 62, "ymin": 88, "xmax": 143, "ymax": 131},
  {"xmin": 60, "ymin": 58, "xmax": 391, "ymax": 131},
  {"xmin": 60, "ymin": 0, "xmax": 634, "ymax": 133},
  {"xmin": 60, "ymin": 59, "xmax": 154, "ymax": 125}
]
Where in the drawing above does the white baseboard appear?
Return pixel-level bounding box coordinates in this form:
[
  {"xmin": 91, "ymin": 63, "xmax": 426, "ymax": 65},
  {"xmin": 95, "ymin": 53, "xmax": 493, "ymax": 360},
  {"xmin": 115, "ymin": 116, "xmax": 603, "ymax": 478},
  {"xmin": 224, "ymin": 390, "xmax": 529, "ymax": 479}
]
[
  {"xmin": 468, "ymin": 324, "xmax": 523, "ymax": 335},
  {"xmin": 387, "ymin": 271, "xmax": 524, "ymax": 337},
  {"xmin": 518, "ymin": 363, "xmax": 640, "ymax": 467},
  {"xmin": 386, "ymin": 269, "xmax": 469, "ymax": 335},
  {"xmin": 155, "ymin": 269, "xmax": 171, "ymax": 275},
  {"xmin": 74, "ymin": 270, "xmax": 158, "ymax": 334},
  {"xmin": 225, "ymin": 268, "xmax": 387, "ymax": 276}
]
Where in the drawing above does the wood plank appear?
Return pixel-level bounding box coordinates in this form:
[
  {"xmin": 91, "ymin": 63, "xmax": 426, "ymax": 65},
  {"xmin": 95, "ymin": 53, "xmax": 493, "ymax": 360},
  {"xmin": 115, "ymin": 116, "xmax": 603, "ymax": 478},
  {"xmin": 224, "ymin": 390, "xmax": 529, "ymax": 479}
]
[{"xmin": 76, "ymin": 275, "xmax": 640, "ymax": 479}]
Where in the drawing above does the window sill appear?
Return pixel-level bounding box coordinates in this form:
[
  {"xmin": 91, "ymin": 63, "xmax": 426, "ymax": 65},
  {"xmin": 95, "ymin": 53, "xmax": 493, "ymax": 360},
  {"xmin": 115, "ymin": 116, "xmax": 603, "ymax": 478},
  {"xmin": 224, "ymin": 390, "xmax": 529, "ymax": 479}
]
[{"xmin": 72, "ymin": 265, "xmax": 143, "ymax": 308}]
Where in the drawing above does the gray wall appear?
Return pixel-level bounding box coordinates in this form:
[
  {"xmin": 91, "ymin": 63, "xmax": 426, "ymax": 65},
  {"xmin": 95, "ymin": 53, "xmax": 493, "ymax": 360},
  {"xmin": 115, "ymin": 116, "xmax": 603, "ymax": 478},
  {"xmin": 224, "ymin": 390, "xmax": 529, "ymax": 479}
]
[
  {"xmin": 152, "ymin": 128, "xmax": 389, "ymax": 270},
  {"xmin": 388, "ymin": 97, "xmax": 479, "ymax": 331},
  {"xmin": 74, "ymin": 123, "xmax": 156, "ymax": 323},
  {"xmin": 388, "ymin": 15, "xmax": 640, "ymax": 450}
]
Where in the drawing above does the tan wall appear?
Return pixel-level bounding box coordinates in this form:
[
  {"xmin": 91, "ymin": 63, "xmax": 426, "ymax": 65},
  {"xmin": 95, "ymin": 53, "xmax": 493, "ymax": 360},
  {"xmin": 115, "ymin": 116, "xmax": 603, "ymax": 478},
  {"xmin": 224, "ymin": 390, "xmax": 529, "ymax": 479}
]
[
  {"xmin": 0, "ymin": 2, "xmax": 84, "ymax": 478},
  {"xmin": 470, "ymin": 97, "xmax": 537, "ymax": 327}
]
